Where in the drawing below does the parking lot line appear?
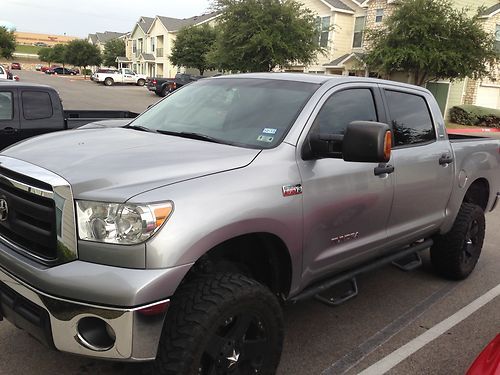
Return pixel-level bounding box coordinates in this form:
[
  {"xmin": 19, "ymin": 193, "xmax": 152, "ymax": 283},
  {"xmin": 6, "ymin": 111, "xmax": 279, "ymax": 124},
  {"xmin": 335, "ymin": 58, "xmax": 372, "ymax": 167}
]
[{"xmin": 357, "ymin": 283, "xmax": 500, "ymax": 375}]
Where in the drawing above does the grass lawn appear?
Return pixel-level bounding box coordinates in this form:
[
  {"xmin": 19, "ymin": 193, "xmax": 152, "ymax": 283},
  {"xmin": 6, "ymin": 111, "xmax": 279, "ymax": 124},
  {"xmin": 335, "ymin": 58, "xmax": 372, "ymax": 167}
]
[{"xmin": 15, "ymin": 45, "xmax": 42, "ymax": 54}]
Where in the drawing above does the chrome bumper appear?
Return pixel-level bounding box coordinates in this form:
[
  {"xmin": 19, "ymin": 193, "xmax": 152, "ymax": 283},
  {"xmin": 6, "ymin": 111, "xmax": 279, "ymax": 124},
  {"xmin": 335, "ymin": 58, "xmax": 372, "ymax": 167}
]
[{"xmin": 0, "ymin": 266, "xmax": 168, "ymax": 361}]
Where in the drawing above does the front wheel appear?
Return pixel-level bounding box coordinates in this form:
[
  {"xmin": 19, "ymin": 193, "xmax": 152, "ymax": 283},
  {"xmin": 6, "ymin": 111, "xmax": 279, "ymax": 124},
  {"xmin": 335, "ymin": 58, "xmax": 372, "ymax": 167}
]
[
  {"xmin": 137, "ymin": 79, "xmax": 145, "ymax": 86},
  {"xmin": 104, "ymin": 77, "xmax": 114, "ymax": 86},
  {"xmin": 430, "ymin": 202, "xmax": 485, "ymax": 280},
  {"xmin": 153, "ymin": 273, "xmax": 284, "ymax": 375}
]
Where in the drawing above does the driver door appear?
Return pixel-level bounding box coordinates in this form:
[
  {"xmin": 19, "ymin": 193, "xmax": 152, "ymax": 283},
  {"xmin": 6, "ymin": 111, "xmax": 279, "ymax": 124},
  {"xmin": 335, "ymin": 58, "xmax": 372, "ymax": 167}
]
[{"xmin": 297, "ymin": 84, "xmax": 395, "ymax": 286}]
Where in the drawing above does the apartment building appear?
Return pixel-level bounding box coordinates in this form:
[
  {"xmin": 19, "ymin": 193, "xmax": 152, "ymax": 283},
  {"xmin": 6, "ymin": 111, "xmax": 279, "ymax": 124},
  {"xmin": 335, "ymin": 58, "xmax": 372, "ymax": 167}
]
[{"xmin": 126, "ymin": 12, "xmax": 219, "ymax": 78}]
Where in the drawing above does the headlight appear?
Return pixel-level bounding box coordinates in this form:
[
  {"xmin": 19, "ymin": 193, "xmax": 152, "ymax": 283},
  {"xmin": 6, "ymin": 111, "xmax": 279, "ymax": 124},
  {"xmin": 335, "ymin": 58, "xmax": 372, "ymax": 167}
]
[{"xmin": 76, "ymin": 200, "xmax": 173, "ymax": 244}]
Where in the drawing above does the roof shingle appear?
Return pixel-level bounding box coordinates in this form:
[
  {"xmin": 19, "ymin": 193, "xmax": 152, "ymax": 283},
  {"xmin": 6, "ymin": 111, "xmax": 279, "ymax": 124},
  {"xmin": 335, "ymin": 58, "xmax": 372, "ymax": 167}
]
[{"xmin": 321, "ymin": 0, "xmax": 354, "ymax": 12}]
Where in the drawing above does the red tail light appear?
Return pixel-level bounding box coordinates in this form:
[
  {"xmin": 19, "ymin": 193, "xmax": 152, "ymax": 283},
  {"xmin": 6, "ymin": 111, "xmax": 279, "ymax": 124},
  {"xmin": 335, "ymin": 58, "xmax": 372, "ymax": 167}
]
[{"xmin": 152, "ymin": 79, "xmax": 157, "ymax": 85}]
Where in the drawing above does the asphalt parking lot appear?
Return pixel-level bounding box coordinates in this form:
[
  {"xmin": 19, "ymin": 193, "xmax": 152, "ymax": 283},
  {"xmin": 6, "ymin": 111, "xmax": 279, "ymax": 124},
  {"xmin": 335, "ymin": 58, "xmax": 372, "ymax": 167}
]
[{"xmin": 0, "ymin": 70, "xmax": 499, "ymax": 375}]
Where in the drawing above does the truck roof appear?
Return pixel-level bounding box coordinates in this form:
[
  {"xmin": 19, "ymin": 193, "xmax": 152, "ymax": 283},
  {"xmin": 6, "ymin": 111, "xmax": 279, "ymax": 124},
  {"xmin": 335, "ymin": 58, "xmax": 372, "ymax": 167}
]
[
  {"xmin": 0, "ymin": 81, "xmax": 56, "ymax": 91},
  {"xmin": 211, "ymin": 72, "xmax": 429, "ymax": 93}
]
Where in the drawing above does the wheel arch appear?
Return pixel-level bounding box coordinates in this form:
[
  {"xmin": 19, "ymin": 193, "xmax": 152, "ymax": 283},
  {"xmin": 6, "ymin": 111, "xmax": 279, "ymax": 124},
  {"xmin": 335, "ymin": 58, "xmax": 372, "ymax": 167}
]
[
  {"xmin": 463, "ymin": 178, "xmax": 489, "ymax": 211},
  {"xmin": 183, "ymin": 232, "xmax": 293, "ymax": 298}
]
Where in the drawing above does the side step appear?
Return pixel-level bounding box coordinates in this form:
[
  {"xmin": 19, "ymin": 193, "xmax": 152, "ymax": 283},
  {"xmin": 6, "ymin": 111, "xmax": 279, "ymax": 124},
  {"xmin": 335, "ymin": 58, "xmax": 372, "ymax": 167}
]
[
  {"xmin": 315, "ymin": 278, "xmax": 358, "ymax": 306},
  {"xmin": 392, "ymin": 252, "xmax": 422, "ymax": 272},
  {"xmin": 289, "ymin": 238, "xmax": 433, "ymax": 306}
]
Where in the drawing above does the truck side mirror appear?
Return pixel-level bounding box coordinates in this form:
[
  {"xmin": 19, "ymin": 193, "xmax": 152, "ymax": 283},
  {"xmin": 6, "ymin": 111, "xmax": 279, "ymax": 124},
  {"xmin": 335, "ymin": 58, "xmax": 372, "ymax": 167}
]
[
  {"xmin": 342, "ymin": 121, "xmax": 392, "ymax": 163},
  {"xmin": 302, "ymin": 121, "xmax": 391, "ymax": 163}
]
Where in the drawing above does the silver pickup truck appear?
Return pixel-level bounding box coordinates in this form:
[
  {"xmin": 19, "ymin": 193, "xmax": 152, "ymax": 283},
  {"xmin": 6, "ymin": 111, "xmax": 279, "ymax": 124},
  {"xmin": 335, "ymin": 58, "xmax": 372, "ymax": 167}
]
[{"xmin": 0, "ymin": 73, "xmax": 499, "ymax": 375}]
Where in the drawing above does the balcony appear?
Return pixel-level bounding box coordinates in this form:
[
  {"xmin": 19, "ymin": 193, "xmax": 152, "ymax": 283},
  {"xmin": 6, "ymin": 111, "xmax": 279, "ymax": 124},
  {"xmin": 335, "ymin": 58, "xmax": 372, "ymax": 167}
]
[{"xmin": 156, "ymin": 48, "xmax": 164, "ymax": 58}]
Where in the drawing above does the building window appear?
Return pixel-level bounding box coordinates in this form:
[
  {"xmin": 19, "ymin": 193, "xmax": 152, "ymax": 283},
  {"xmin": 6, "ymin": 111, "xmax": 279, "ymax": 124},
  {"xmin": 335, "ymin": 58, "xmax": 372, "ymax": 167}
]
[
  {"xmin": 132, "ymin": 40, "xmax": 137, "ymax": 53},
  {"xmin": 352, "ymin": 16, "xmax": 365, "ymax": 48},
  {"xmin": 375, "ymin": 9, "xmax": 384, "ymax": 23},
  {"xmin": 151, "ymin": 37, "xmax": 156, "ymax": 52},
  {"xmin": 317, "ymin": 16, "xmax": 330, "ymax": 48}
]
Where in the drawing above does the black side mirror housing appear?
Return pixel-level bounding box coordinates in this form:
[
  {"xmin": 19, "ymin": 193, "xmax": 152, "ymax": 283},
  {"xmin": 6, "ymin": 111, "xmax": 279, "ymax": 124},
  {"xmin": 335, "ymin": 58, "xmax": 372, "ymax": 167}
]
[
  {"xmin": 302, "ymin": 121, "xmax": 392, "ymax": 163},
  {"xmin": 342, "ymin": 121, "xmax": 392, "ymax": 163}
]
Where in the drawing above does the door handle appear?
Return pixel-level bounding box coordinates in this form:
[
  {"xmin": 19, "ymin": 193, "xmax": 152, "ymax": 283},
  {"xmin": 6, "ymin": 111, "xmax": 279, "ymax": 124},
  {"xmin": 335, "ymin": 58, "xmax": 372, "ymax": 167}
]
[
  {"xmin": 1, "ymin": 127, "xmax": 17, "ymax": 134},
  {"xmin": 439, "ymin": 153, "xmax": 453, "ymax": 165},
  {"xmin": 374, "ymin": 163, "xmax": 394, "ymax": 176}
]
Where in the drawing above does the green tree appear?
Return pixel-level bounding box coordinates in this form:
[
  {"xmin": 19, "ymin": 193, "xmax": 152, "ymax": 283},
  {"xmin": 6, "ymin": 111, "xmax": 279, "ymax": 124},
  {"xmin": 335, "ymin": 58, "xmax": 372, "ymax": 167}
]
[
  {"xmin": 38, "ymin": 47, "xmax": 53, "ymax": 65},
  {"xmin": 103, "ymin": 38, "xmax": 125, "ymax": 67},
  {"xmin": 65, "ymin": 40, "xmax": 102, "ymax": 79},
  {"xmin": 51, "ymin": 44, "xmax": 68, "ymax": 66},
  {"xmin": 210, "ymin": 0, "xmax": 324, "ymax": 72},
  {"xmin": 364, "ymin": 0, "xmax": 498, "ymax": 86},
  {"xmin": 170, "ymin": 24, "xmax": 217, "ymax": 75},
  {"xmin": 0, "ymin": 26, "xmax": 16, "ymax": 59}
]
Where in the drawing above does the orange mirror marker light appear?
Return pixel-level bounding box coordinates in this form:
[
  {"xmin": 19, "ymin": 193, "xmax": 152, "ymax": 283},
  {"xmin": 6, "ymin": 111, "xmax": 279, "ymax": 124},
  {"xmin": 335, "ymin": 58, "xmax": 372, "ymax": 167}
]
[{"xmin": 384, "ymin": 131, "xmax": 392, "ymax": 162}]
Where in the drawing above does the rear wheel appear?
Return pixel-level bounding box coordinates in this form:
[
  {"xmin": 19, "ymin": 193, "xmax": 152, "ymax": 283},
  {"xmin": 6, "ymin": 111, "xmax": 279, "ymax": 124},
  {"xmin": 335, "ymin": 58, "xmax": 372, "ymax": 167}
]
[
  {"xmin": 152, "ymin": 273, "xmax": 284, "ymax": 375},
  {"xmin": 160, "ymin": 86, "xmax": 169, "ymax": 97},
  {"xmin": 104, "ymin": 77, "xmax": 114, "ymax": 86},
  {"xmin": 430, "ymin": 202, "xmax": 485, "ymax": 280},
  {"xmin": 137, "ymin": 79, "xmax": 145, "ymax": 86}
]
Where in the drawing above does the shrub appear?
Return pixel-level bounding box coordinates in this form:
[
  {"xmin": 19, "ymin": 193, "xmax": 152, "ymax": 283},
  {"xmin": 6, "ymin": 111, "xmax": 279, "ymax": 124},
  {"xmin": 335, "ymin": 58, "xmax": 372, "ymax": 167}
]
[
  {"xmin": 449, "ymin": 105, "xmax": 500, "ymax": 128},
  {"xmin": 82, "ymin": 68, "xmax": 92, "ymax": 75}
]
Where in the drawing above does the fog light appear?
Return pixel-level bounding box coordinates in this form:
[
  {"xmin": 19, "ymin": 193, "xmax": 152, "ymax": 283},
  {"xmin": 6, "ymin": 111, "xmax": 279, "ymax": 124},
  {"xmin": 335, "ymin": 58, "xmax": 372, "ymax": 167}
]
[{"xmin": 76, "ymin": 317, "xmax": 116, "ymax": 351}]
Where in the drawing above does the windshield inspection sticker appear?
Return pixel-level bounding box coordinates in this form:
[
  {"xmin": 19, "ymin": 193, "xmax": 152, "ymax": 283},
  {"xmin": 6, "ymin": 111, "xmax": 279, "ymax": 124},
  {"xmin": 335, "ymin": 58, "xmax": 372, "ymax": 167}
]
[
  {"xmin": 257, "ymin": 135, "xmax": 274, "ymax": 143},
  {"xmin": 262, "ymin": 128, "xmax": 277, "ymax": 135}
]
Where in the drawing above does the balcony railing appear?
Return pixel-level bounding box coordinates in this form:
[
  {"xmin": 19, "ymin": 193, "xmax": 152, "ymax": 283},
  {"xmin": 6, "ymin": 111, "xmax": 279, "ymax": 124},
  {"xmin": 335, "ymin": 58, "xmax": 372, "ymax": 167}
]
[{"xmin": 156, "ymin": 48, "xmax": 164, "ymax": 58}]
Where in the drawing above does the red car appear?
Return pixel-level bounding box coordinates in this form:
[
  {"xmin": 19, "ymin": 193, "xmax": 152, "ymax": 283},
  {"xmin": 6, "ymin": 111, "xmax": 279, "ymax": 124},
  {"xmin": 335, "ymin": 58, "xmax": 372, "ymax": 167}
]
[
  {"xmin": 10, "ymin": 62, "xmax": 21, "ymax": 70},
  {"xmin": 467, "ymin": 334, "xmax": 500, "ymax": 375}
]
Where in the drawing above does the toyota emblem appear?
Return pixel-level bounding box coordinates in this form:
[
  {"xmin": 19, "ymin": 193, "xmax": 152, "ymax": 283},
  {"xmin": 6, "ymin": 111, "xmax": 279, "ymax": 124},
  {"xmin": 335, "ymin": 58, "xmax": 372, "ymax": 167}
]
[{"xmin": 0, "ymin": 199, "xmax": 8, "ymax": 222}]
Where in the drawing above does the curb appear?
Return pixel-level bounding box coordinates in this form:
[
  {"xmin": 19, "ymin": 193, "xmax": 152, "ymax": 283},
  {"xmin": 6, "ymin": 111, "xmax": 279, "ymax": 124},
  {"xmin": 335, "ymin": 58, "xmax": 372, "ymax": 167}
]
[{"xmin": 446, "ymin": 128, "xmax": 500, "ymax": 134}]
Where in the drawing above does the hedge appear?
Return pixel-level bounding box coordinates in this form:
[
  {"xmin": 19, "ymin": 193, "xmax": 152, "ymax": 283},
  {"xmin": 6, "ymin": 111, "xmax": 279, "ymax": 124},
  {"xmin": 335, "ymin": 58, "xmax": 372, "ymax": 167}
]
[{"xmin": 449, "ymin": 105, "xmax": 500, "ymax": 128}]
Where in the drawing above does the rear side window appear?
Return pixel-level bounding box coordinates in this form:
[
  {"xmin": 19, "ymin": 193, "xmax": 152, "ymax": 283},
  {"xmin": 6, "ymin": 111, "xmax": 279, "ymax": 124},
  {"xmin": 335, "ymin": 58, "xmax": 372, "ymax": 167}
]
[
  {"xmin": 385, "ymin": 90, "xmax": 435, "ymax": 146},
  {"xmin": 313, "ymin": 88, "xmax": 378, "ymax": 135},
  {"xmin": 22, "ymin": 91, "xmax": 53, "ymax": 120},
  {"xmin": 0, "ymin": 92, "xmax": 13, "ymax": 120}
]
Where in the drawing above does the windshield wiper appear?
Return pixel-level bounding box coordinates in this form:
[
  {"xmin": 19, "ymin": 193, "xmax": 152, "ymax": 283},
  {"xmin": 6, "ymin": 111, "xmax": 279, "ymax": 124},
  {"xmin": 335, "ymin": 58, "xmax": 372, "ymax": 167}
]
[
  {"xmin": 124, "ymin": 125, "xmax": 156, "ymax": 133},
  {"xmin": 156, "ymin": 130, "xmax": 223, "ymax": 144}
]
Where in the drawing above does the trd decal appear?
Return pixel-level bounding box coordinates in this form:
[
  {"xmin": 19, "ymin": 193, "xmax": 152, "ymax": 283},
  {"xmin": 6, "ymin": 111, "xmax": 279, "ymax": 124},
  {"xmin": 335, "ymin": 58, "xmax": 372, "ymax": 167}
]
[
  {"xmin": 331, "ymin": 232, "xmax": 360, "ymax": 245},
  {"xmin": 282, "ymin": 184, "xmax": 303, "ymax": 197}
]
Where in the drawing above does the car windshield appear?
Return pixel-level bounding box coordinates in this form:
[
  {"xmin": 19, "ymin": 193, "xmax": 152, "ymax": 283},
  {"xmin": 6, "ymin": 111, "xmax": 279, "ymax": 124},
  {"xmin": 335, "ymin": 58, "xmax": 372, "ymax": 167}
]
[{"xmin": 130, "ymin": 78, "xmax": 319, "ymax": 149}]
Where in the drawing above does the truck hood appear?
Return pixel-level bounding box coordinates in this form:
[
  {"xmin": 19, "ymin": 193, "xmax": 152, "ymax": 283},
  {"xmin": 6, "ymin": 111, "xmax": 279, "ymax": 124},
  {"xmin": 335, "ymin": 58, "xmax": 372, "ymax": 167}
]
[{"xmin": 2, "ymin": 128, "xmax": 260, "ymax": 202}]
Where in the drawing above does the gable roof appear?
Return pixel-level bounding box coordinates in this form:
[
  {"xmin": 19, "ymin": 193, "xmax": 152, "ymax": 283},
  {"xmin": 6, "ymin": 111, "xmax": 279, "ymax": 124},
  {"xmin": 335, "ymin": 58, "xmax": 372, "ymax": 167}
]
[
  {"xmin": 156, "ymin": 11, "xmax": 220, "ymax": 32},
  {"xmin": 479, "ymin": 3, "xmax": 500, "ymax": 18},
  {"xmin": 320, "ymin": 0, "xmax": 354, "ymax": 13},
  {"xmin": 137, "ymin": 16, "xmax": 155, "ymax": 33},
  {"xmin": 323, "ymin": 52, "xmax": 364, "ymax": 67},
  {"xmin": 95, "ymin": 31, "xmax": 126, "ymax": 43},
  {"xmin": 88, "ymin": 33, "xmax": 97, "ymax": 44}
]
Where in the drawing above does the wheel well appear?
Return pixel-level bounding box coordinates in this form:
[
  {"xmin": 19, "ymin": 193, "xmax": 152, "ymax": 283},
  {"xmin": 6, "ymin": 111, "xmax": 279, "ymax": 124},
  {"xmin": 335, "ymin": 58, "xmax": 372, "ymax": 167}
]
[
  {"xmin": 464, "ymin": 178, "xmax": 489, "ymax": 211},
  {"xmin": 189, "ymin": 233, "xmax": 293, "ymax": 298}
]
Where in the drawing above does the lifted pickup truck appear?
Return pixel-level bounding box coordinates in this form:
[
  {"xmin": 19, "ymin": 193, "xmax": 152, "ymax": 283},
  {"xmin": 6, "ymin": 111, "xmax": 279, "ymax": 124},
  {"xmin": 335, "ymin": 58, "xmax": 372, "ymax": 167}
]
[
  {"xmin": 93, "ymin": 68, "xmax": 147, "ymax": 87},
  {"xmin": 147, "ymin": 73, "xmax": 202, "ymax": 96},
  {"xmin": 0, "ymin": 74, "xmax": 499, "ymax": 374},
  {"xmin": 0, "ymin": 81, "xmax": 138, "ymax": 149}
]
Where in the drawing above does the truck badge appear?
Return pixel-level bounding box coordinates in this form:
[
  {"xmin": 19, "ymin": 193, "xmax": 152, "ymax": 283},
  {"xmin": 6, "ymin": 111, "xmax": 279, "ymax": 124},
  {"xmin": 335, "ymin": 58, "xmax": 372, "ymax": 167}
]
[
  {"xmin": 331, "ymin": 232, "xmax": 360, "ymax": 245},
  {"xmin": 0, "ymin": 199, "xmax": 8, "ymax": 222},
  {"xmin": 282, "ymin": 184, "xmax": 303, "ymax": 197}
]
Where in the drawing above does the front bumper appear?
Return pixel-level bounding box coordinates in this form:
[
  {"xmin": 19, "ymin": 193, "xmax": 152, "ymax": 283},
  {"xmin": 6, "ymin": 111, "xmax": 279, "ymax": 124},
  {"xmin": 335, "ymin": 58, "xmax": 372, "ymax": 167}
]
[{"xmin": 0, "ymin": 265, "xmax": 168, "ymax": 361}]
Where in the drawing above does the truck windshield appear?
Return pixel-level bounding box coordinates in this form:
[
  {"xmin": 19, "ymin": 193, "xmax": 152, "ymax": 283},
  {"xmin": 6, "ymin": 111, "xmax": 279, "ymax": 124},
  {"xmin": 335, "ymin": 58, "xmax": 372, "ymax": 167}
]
[{"xmin": 130, "ymin": 78, "xmax": 319, "ymax": 149}]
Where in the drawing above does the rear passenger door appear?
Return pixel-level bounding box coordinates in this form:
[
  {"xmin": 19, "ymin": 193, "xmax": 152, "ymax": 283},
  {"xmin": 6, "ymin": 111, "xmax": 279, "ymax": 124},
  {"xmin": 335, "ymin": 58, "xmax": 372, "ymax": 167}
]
[
  {"xmin": 0, "ymin": 88, "xmax": 20, "ymax": 150},
  {"xmin": 297, "ymin": 84, "xmax": 395, "ymax": 286},
  {"xmin": 381, "ymin": 87, "xmax": 453, "ymax": 248}
]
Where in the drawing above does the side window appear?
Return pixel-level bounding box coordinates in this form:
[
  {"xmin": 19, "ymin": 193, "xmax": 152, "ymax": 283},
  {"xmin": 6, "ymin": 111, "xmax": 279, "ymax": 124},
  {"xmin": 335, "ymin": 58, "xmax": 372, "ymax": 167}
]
[
  {"xmin": 313, "ymin": 88, "xmax": 378, "ymax": 135},
  {"xmin": 0, "ymin": 92, "xmax": 13, "ymax": 120},
  {"xmin": 385, "ymin": 90, "xmax": 436, "ymax": 147},
  {"xmin": 22, "ymin": 91, "xmax": 53, "ymax": 120},
  {"xmin": 0, "ymin": 66, "xmax": 4, "ymax": 75}
]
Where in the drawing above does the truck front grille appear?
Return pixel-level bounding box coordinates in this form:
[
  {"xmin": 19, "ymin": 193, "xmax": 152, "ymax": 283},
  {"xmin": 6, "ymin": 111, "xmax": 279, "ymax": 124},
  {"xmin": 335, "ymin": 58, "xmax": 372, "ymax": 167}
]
[
  {"xmin": 0, "ymin": 157, "xmax": 77, "ymax": 265},
  {"xmin": 0, "ymin": 173, "xmax": 57, "ymax": 260}
]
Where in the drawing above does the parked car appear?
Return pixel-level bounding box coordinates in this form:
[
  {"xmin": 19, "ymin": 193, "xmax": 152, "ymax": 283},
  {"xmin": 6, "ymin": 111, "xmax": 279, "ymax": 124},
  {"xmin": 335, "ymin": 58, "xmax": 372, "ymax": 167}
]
[
  {"xmin": 35, "ymin": 64, "xmax": 43, "ymax": 71},
  {"xmin": 34, "ymin": 42, "xmax": 48, "ymax": 47},
  {"xmin": 93, "ymin": 68, "xmax": 147, "ymax": 86},
  {"xmin": 0, "ymin": 65, "xmax": 7, "ymax": 80},
  {"xmin": 10, "ymin": 62, "xmax": 21, "ymax": 70},
  {"xmin": 91, "ymin": 68, "xmax": 118, "ymax": 81},
  {"xmin": 147, "ymin": 73, "xmax": 203, "ymax": 96},
  {"xmin": 45, "ymin": 67, "xmax": 77, "ymax": 75},
  {"xmin": 0, "ymin": 74, "xmax": 499, "ymax": 374},
  {"xmin": 0, "ymin": 81, "xmax": 138, "ymax": 150},
  {"xmin": 467, "ymin": 334, "xmax": 500, "ymax": 375},
  {"xmin": 40, "ymin": 65, "xmax": 56, "ymax": 72}
]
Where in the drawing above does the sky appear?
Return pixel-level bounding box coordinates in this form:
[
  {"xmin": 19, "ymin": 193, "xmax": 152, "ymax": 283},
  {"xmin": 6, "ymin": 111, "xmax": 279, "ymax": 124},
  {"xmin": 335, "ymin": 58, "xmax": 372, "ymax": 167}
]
[{"xmin": 1, "ymin": 0, "xmax": 213, "ymax": 37}]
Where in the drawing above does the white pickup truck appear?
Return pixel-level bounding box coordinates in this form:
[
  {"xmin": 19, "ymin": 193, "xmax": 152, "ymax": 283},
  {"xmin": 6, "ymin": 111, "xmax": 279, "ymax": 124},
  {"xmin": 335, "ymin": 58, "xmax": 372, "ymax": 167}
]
[{"xmin": 93, "ymin": 68, "xmax": 147, "ymax": 87}]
